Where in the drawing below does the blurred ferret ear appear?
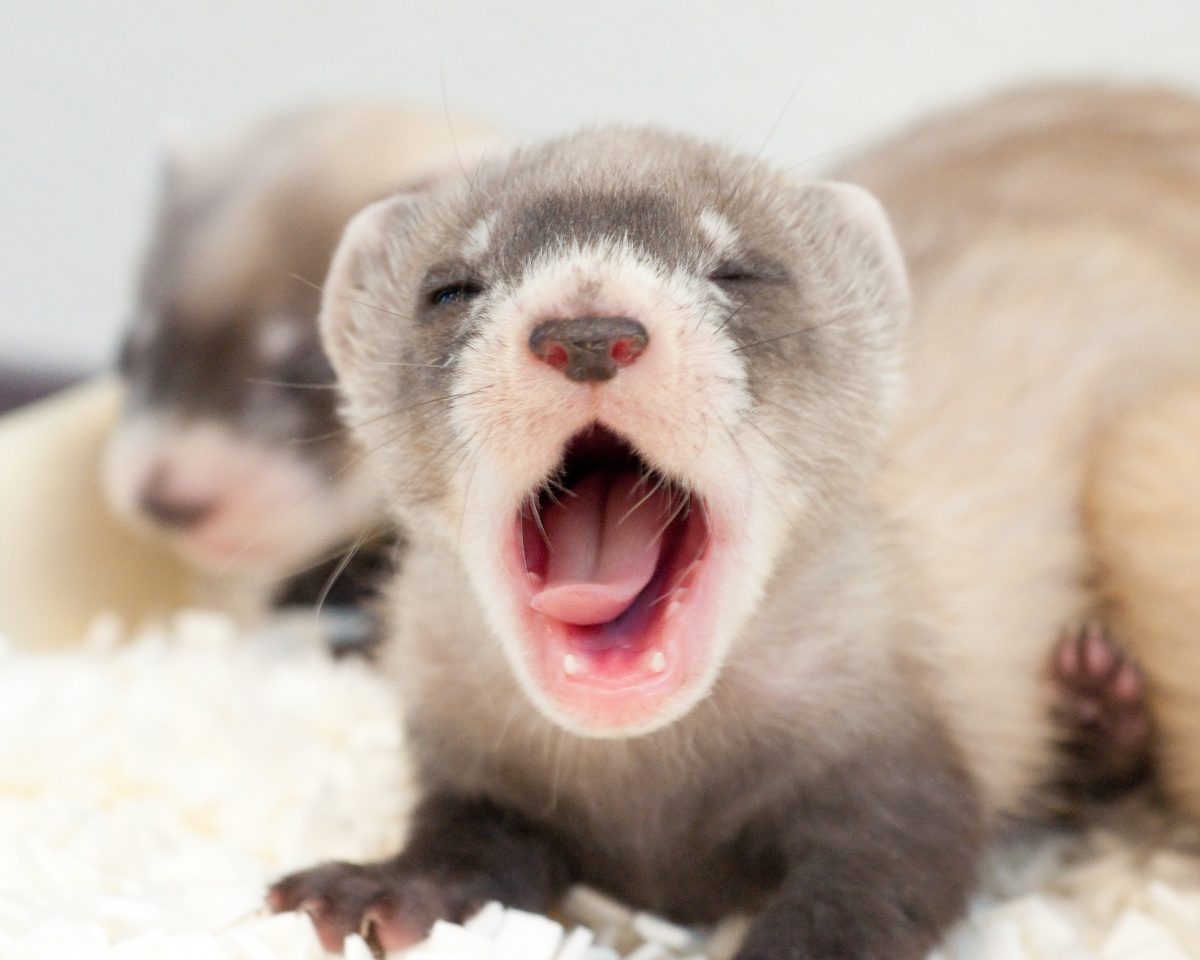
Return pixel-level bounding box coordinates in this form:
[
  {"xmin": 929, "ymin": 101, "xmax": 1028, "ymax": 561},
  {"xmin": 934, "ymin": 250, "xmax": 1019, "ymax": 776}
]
[
  {"xmin": 399, "ymin": 136, "xmax": 510, "ymax": 192},
  {"xmin": 318, "ymin": 192, "xmax": 430, "ymax": 379},
  {"xmin": 319, "ymin": 141, "xmax": 511, "ymax": 378},
  {"xmin": 154, "ymin": 112, "xmax": 197, "ymax": 197}
]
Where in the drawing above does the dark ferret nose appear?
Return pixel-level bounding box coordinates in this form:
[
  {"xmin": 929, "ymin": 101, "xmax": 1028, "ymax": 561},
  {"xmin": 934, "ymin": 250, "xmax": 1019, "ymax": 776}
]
[
  {"xmin": 529, "ymin": 316, "xmax": 649, "ymax": 382},
  {"xmin": 139, "ymin": 487, "xmax": 216, "ymax": 530}
]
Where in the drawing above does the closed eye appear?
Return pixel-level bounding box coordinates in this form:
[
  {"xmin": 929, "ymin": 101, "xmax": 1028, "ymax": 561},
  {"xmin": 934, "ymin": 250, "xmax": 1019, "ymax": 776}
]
[
  {"xmin": 707, "ymin": 259, "xmax": 788, "ymax": 290},
  {"xmin": 708, "ymin": 264, "xmax": 757, "ymax": 286}
]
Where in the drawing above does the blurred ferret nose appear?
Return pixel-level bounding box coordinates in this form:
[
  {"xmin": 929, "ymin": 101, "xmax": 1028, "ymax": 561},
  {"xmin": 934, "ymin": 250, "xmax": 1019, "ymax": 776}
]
[
  {"xmin": 529, "ymin": 316, "xmax": 649, "ymax": 382},
  {"xmin": 138, "ymin": 471, "xmax": 217, "ymax": 530}
]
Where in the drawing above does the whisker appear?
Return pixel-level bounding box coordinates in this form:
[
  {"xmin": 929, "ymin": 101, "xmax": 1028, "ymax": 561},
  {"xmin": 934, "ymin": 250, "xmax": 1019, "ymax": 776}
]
[
  {"xmin": 778, "ymin": 136, "xmax": 875, "ymax": 175},
  {"xmin": 287, "ymin": 388, "xmax": 477, "ymax": 447},
  {"xmin": 530, "ymin": 494, "xmax": 551, "ymax": 551},
  {"xmin": 619, "ymin": 471, "xmax": 670, "ymax": 527},
  {"xmin": 454, "ymin": 429, "xmax": 492, "ymax": 596},
  {"xmin": 364, "ymin": 360, "xmax": 451, "ymax": 369},
  {"xmin": 757, "ymin": 396, "xmax": 909, "ymax": 468},
  {"xmin": 650, "ymin": 488, "xmax": 691, "ymax": 544},
  {"xmin": 731, "ymin": 312, "xmax": 849, "ymax": 353},
  {"xmin": 343, "ymin": 386, "xmax": 497, "ymax": 450},
  {"xmin": 713, "ymin": 297, "xmax": 750, "ymax": 337},
  {"xmin": 245, "ymin": 378, "xmax": 341, "ymax": 391},
  {"xmin": 724, "ymin": 71, "xmax": 812, "ymax": 206},
  {"xmin": 717, "ymin": 414, "xmax": 794, "ymax": 528},
  {"xmin": 290, "ymin": 272, "xmax": 419, "ymax": 324},
  {"xmin": 217, "ymin": 390, "xmax": 492, "ymax": 572},
  {"xmin": 289, "ymin": 273, "xmax": 324, "ymax": 294},
  {"xmin": 313, "ymin": 521, "xmax": 392, "ymax": 617}
]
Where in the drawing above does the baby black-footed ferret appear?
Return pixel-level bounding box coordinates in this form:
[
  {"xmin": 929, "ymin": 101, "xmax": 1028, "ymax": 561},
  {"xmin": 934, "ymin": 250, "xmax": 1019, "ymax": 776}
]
[
  {"xmin": 102, "ymin": 102, "xmax": 494, "ymax": 618},
  {"xmin": 271, "ymin": 86, "xmax": 1200, "ymax": 959},
  {"xmin": 272, "ymin": 129, "xmax": 978, "ymax": 958}
]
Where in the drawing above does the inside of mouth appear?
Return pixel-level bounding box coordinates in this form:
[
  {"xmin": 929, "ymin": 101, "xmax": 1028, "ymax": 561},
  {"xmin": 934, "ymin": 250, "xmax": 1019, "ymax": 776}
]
[{"xmin": 518, "ymin": 425, "xmax": 709, "ymax": 675}]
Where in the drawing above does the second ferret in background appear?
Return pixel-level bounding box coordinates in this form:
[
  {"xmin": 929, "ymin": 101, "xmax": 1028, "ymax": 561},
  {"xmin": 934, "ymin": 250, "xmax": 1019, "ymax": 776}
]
[{"xmin": 102, "ymin": 102, "xmax": 495, "ymax": 649}]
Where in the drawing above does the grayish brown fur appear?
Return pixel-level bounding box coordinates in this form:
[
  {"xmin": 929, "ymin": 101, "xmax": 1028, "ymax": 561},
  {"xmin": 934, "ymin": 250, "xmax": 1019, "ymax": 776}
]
[{"xmin": 279, "ymin": 127, "xmax": 982, "ymax": 959}]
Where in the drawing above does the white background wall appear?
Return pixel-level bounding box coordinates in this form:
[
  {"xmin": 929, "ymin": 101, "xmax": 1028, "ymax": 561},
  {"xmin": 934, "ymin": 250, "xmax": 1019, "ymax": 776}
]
[{"xmin": 3, "ymin": 0, "xmax": 1200, "ymax": 369}]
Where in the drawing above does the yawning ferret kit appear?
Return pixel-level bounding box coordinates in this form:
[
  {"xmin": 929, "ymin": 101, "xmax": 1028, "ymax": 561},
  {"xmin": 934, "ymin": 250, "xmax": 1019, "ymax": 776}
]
[{"xmin": 259, "ymin": 84, "xmax": 1200, "ymax": 960}]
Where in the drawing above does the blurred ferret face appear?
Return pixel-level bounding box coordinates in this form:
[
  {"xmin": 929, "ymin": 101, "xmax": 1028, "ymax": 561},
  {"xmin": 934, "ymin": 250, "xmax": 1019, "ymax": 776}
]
[
  {"xmin": 321, "ymin": 129, "xmax": 910, "ymax": 737},
  {"xmin": 104, "ymin": 296, "xmax": 379, "ymax": 579}
]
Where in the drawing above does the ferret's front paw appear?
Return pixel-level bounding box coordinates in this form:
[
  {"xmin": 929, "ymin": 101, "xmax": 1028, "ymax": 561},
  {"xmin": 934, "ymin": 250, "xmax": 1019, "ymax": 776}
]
[
  {"xmin": 1051, "ymin": 622, "xmax": 1151, "ymax": 798},
  {"xmin": 267, "ymin": 861, "xmax": 488, "ymax": 954}
]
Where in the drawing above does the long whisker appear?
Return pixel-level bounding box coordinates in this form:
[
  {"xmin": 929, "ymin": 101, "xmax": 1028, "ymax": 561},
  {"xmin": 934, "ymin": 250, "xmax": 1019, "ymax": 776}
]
[
  {"xmin": 455, "ymin": 429, "xmax": 492, "ymax": 598},
  {"xmin": 713, "ymin": 297, "xmax": 751, "ymax": 337},
  {"xmin": 363, "ymin": 360, "xmax": 451, "ymax": 369},
  {"xmin": 292, "ymin": 386, "xmax": 492, "ymax": 448},
  {"xmin": 650, "ymin": 488, "xmax": 691, "ymax": 544},
  {"xmin": 216, "ymin": 389, "xmax": 490, "ymax": 573},
  {"xmin": 245, "ymin": 378, "xmax": 341, "ymax": 391},
  {"xmin": 290, "ymin": 272, "xmax": 418, "ymax": 324},
  {"xmin": 619, "ymin": 471, "xmax": 670, "ymax": 527},
  {"xmin": 313, "ymin": 521, "xmax": 392, "ymax": 618},
  {"xmin": 724, "ymin": 71, "xmax": 812, "ymax": 206},
  {"xmin": 731, "ymin": 311, "xmax": 850, "ymax": 354},
  {"xmin": 528, "ymin": 493, "xmax": 551, "ymax": 551},
  {"xmin": 717, "ymin": 414, "xmax": 794, "ymax": 528}
]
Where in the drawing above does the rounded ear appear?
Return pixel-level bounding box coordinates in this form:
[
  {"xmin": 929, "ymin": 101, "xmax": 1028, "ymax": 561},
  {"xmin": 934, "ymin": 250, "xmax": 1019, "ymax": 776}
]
[
  {"xmin": 318, "ymin": 192, "xmax": 427, "ymax": 379},
  {"xmin": 791, "ymin": 180, "xmax": 911, "ymax": 415},
  {"xmin": 820, "ymin": 181, "xmax": 908, "ymax": 301},
  {"xmin": 797, "ymin": 180, "xmax": 910, "ymax": 321}
]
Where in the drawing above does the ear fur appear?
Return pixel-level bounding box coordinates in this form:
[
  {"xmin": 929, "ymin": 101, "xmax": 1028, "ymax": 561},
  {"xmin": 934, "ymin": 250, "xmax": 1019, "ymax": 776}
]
[
  {"xmin": 153, "ymin": 113, "xmax": 197, "ymax": 199},
  {"xmin": 791, "ymin": 180, "xmax": 911, "ymax": 416},
  {"xmin": 320, "ymin": 143, "xmax": 511, "ymax": 378},
  {"xmin": 318, "ymin": 192, "xmax": 427, "ymax": 379},
  {"xmin": 798, "ymin": 180, "xmax": 911, "ymax": 321}
]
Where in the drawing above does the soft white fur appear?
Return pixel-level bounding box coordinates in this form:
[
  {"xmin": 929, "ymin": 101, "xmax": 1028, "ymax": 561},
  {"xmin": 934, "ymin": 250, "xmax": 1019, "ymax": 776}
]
[{"xmin": 3, "ymin": 612, "xmax": 1200, "ymax": 959}]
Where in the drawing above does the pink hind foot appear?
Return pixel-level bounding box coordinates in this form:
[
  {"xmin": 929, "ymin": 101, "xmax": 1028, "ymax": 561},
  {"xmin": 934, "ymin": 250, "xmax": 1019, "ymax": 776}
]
[{"xmin": 1050, "ymin": 622, "xmax": 1151, "ymax": 800}]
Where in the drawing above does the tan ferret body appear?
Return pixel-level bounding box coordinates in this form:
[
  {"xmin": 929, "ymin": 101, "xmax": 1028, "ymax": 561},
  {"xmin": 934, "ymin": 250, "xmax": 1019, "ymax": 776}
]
[
  {"xmin": 840, "ymin": 85, "xmax": 1200, "ymax": 816},
  {"xmin": 1086, "ymin": 384, "xmax": 1200, "ymax": 817}
]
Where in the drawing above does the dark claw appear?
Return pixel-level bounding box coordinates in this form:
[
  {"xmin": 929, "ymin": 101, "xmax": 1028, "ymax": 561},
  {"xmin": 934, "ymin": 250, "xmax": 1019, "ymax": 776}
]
[
  {"xmin": 268, "ymin": 860, "xmax": 499, "ymax": 954},
  {"xmin": 267, "ymin": 862, "xmax": 430, "ymax": 953}
]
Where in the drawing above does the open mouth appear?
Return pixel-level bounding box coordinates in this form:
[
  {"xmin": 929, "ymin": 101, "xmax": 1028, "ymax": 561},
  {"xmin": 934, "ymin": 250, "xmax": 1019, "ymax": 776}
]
[{"xmin": 504, "ymin": 425, "xmax": 715, "ymax": 732}]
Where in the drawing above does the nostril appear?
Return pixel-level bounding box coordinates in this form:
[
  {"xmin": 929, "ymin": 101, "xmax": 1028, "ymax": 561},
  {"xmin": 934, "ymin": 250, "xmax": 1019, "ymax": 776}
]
[
  {"xmin": 610, "ymin": 335, "xmax": 644, "ymax": 368},
  {"xmin": 541, "ymin": 341, "xmax": 571, "ymax": 373},
  {"xmin": 139, "ymin": 486, "xmax": 216, "ymax": 530},
  {"xmin": 529, "ymin": 316, "xmax": 649, "ymax": 383}
]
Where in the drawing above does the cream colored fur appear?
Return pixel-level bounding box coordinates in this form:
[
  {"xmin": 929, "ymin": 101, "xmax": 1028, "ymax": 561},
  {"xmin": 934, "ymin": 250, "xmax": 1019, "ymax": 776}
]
[
  {"xmin": 839, "ymin": 84, "xmax": 1200, "ymax": 816},
  {"xmin": 0, "ymin": 379, "xmax": 255, "ymax": 648},
  {"xmin": 1085, "ymin": 382, "xmax": 1200, "ymax": 819}
]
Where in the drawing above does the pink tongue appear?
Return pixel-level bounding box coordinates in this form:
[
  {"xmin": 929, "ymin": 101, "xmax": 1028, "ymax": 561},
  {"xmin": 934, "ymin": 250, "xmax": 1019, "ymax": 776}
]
[{"xmin": 530, "ymin": 472, "xmax": 670, "ymax": 625}]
